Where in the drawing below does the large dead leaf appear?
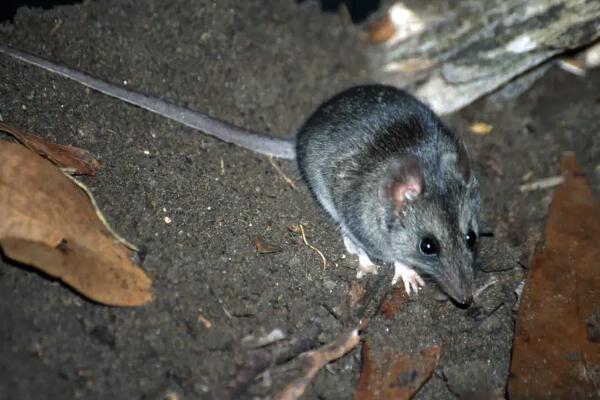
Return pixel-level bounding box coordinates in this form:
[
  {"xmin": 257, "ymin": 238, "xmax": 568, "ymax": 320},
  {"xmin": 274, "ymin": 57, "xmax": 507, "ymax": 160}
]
[
  {"xmin": 354, "ymin": 343, "xmax": 440, "ymax": 400},
  {"xmin": 507, "ymin": 153, "xmax": 600, "ymax": 399},
  {"xmin": 0, "ymin": 121, "xmax": 101, "ymax": 175},
  {"xmin": 0, "ymin": 142, "xmax": 151, "ymax": 306}
]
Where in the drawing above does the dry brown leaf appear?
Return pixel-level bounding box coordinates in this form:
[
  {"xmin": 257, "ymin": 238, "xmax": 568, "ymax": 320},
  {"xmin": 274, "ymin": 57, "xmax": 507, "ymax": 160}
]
[
  {"xmin": 255, "ymin": 237, "xmax": 280, "ymax": 254},
  {"xmin": 354, "ymin": 343, "xmax": 441, "ymax": 400},
  {"xmin": 507, "ymin": 153, "xmax": 600, "ymax": 399},
  {"xmin": 0, "ymin": 121, "xmax": 101, "ymax": 175},
  {"xmin": 469, "ymin": 122, "xmax": 493, "ymax": 135},
  {"xmin": 0, "ymin": 142, "xmax": 151, "ymax": 306},
  {"xmin": 346, "ymin": 281, "xmax": 366, "ymax": 308},
  {"xmin": 376, "ymin": 286, "xmax": 407, "ymax": 319},
  {"xmin": 368, "ymin": 15, "xmax": 395, "ymax": 44}
]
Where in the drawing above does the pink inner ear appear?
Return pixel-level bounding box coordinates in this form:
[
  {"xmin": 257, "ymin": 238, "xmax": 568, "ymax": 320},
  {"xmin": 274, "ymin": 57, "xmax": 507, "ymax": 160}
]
[{"xmin": 393, "ymin": 176, "xmax": 422, "ymax": 209}]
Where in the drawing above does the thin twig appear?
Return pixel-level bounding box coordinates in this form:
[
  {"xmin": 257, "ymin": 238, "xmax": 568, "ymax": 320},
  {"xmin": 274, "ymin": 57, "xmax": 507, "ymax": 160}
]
[
  {"xmin": 520, "ymin": 176, "xmax": 564, "ymax": 192},
  {"xmin": 269, "ymin": 156, "xmax": 297, "ymax": 190},
  {"xmin": 473, "ymin": 276, "xmax": 499, "ymax": 300},
  {"xmin": 298, "ymin": 224, "xmax": 327, "ymax": 269}
]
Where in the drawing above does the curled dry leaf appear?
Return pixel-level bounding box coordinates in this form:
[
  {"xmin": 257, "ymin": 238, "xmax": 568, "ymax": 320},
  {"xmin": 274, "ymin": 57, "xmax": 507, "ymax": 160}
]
[
  {"xmin": 0, "ymin": 142, "xmax": 151, "ymax": 306},
  {"xmin": 354, "ymin": 343, "xmax": 441, "ymax": 400},
  {"xmin": 255, "ymin": 237, "xmax": 280, "ymax": 254},
  {"xmin": 0, "ymin": 121, "xmax": 101, "ymax": 175}
]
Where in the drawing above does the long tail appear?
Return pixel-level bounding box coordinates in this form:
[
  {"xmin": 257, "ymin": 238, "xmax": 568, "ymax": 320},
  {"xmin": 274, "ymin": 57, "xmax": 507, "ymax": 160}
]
[{"xmin": 0, "ymin": 45, "xmax": 296, "ymax": 159}]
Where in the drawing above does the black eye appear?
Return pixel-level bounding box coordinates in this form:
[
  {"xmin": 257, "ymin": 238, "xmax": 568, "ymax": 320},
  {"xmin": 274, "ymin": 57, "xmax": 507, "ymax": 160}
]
[
  {"xmin": 419, "ymin": 236, "xmax": 439, "ymax": 256},
  {"xmin": 465, "ymin": 230, "xmax": 477, "ymax": 249}
]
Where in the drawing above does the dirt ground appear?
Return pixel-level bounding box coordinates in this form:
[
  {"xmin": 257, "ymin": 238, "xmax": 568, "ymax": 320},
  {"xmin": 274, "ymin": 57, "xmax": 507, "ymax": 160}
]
[{"xmin": 1, "ymin": 1, "xmax": 599, "ymax": 399}]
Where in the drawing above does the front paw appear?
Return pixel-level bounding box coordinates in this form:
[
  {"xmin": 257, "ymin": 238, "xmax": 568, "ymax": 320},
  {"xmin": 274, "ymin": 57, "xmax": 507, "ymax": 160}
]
[{"xmin": 393, "ymin": 262, "xmax": 425, "ymax": 295}]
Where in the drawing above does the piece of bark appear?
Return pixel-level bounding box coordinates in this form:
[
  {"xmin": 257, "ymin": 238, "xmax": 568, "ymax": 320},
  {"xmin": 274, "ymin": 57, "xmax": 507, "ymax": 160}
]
[
  {"xmin": 218, "ymin": 326, "xmax": 320, "ymax": 400},
  {"xmin": 354, "ymin": 343, "xmax": 441, "ymax": 400},
  {"xmin": 274, "ymin": 327, "xmax": 361, "ymax": 400},
  {"xmin": 507, "ymin": 153, "xmax": 600, "ymax": 399},
  {"xmin": 0, "ymin": 122, "xmax": 101, "ymax": 175},
  {"xmin": 0, "ymin": 142, "xmax": 151, "ymax": 306},
  {"xmin": 347, "ymin": 281, "xmax": 367, "ymax": 308},
  {"xmin": 372, "ymin": 0, "xmax": 600, "ymax": 114}
]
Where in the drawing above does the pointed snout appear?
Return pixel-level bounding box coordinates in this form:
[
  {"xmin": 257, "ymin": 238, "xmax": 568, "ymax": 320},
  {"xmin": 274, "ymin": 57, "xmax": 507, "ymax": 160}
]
[
  {"xmin": 455, "ymin": 293, "xmax": 473, "ymax": 307},
  {"xmin": 440, "ymin": 270, "xmax": 474, "ymax": 307}
]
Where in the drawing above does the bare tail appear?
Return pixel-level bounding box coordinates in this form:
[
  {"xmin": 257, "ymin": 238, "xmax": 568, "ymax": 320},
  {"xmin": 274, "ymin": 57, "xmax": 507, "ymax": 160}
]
[{"xmin": 0, "ymin": 45, "xmax": 296, "ymax": 159}]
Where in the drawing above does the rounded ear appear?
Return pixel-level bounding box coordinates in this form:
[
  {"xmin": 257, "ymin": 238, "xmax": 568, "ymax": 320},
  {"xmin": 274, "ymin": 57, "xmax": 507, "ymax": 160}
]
[
  {"xmin": 378, "ymin": 155, "xmax": 423, "ymax": 216},
  {"xmin": 441, "ymin": 141, "xmax": 472, "ymax": 182}
]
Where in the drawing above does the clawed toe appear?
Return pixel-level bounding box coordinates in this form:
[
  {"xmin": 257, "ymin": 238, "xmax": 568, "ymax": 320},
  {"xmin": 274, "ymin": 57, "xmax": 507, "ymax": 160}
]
[{"xmin": 393, "ymin": 262, "xmax": 425, "ymax": 295}]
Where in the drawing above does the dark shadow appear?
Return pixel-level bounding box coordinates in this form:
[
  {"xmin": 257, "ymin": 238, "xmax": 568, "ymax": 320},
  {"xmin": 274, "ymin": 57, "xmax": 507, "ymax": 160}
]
[
  {"xmin": 0, "ymin": 0, "xmax": 85, "ymax": 22},
  {"xmin": 298, "ymin": 0, "xmax": 381, "ymax": 23},
  {"xmin": 2, "ymin": 1, "xmax": 381, "ymax": 24}
]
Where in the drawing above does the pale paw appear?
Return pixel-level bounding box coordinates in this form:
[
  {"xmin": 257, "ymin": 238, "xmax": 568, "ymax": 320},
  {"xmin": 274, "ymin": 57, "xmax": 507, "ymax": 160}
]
[
  {"xmin": 356, "ymin": 254, "xmax": 378, "ymax": 279},
  {"xmin": 393, "ymin": 262, "xmax": 425, "ymax": 295}
]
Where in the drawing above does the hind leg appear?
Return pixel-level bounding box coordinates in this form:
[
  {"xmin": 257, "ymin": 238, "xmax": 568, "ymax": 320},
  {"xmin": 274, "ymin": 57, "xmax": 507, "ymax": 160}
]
[{"xmin": 343, "ymin": 235, "xmax": 378, "ymax": 278}]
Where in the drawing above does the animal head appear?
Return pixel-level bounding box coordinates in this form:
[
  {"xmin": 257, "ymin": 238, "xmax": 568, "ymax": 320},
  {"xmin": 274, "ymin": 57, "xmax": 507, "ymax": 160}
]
[{"xmin": 378, "ymin": 146, "xmax": 480, "ymax": 305}]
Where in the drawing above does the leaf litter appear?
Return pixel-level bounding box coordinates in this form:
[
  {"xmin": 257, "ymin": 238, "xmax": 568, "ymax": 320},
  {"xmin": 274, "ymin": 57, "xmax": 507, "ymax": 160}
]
[
  {"xmin": 0, "ymin": 121, "xmax": 101, "ymax": 175},
  {"xmin": 508, "ymin": 153, "xmax": 600, "ymax": 399},
  {"xmin": 0, "ymin": 142, "xmax": 151, "ymax": 306}
]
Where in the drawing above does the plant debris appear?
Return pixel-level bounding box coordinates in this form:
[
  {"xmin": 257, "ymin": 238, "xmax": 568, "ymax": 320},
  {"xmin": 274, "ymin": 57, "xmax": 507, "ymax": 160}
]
[
  {"xmin": 0, "ymin": 121, "xmax": 101, "ymax": 175},
  {"xmin": 242, "ymin": 328, "xmax": 287, "ymax": 349},
  {"xmin": 274, "ymin": 326, "xmax": 361, "ymax": 400},
  {"xmin": 218, "ymin": 326, "xmax": 321, "ymax": 400},
  {"xmin": 268, "ymin": 156, "xmax": 297, "ymax": 189},
  {"xmin": 354, "ymin": 343, "xmax": 441, "ymax": 400},
  {"xmin": 197, "ymin": 314, "xmax": 212, "ymax": 329},
  {"xmin": 519, "ymin": 175, "xmax": 564, "ymax": 192},
  {"xmin": 376, "ymin": 286, "xmax": 406, "ymax": 320},
  {"xmin": 346, "ymin": 281, "xmax": 366, "ymax": 308},
  {"xmin": 288, "ymin": 224, "xmax": 327, "ymax": 269},
  {"xmin": 255, "ymin": 237, "xmax": 280, "ymax": 254},
  {"xmin": 0, "ymin": 142, "xmax": 151, "ymax": 306},
  {"xmin": 469, "ymin": 122, "xmax": 493, "ymax": 135},
  {"xmin": 508, "ymin": 153, "xmax": 600, "ymax": 399}
]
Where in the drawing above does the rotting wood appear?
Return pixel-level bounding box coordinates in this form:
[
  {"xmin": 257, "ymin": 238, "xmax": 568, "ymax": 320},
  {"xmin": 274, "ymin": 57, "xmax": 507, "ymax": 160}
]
[{"xmin": 370, "ymin": 0, "xmax": 600, "ymax": 114}]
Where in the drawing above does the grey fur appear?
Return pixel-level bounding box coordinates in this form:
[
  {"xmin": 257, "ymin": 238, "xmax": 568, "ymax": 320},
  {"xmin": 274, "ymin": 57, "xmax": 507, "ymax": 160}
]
[{"xmin": 297, "ymin": 85, "xmax": 480, "ymax": 304}]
